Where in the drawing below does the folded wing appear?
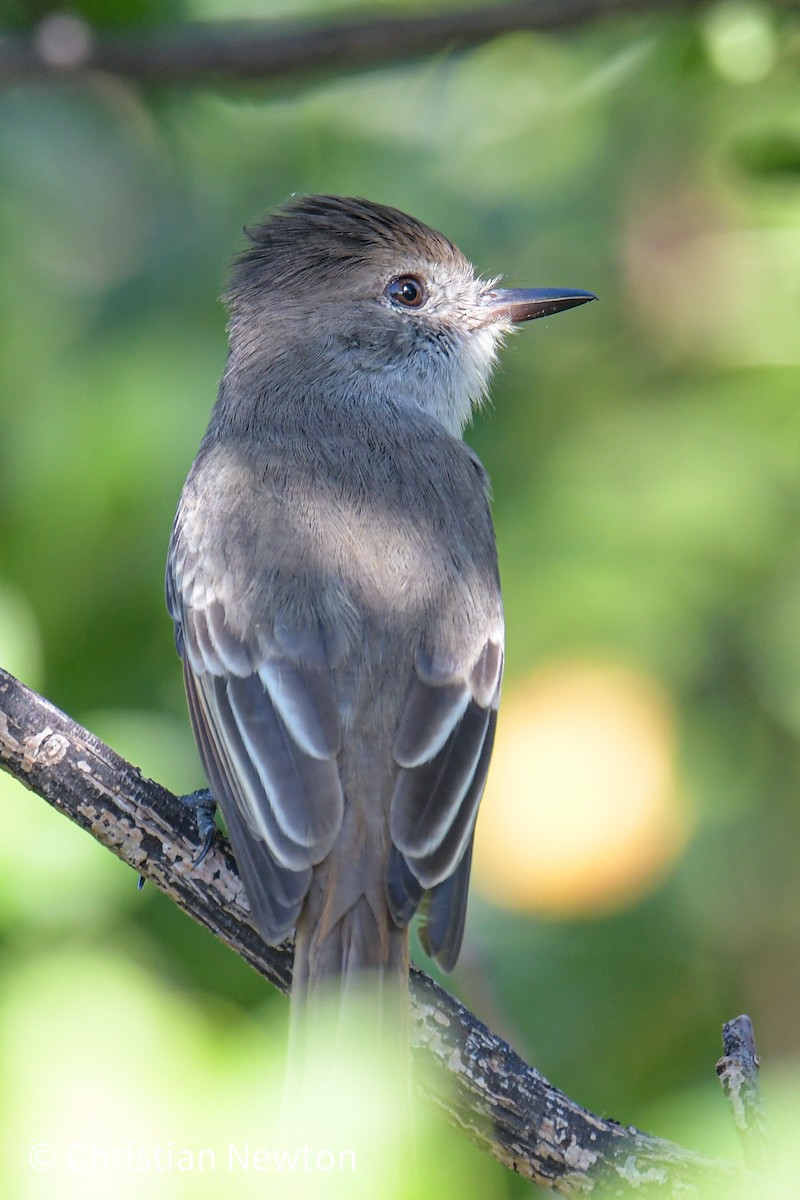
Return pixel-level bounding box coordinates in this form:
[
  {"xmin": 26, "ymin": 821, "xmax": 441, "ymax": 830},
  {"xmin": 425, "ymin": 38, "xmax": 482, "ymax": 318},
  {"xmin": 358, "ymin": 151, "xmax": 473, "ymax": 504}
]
[
  {"xmin": 168, "ymin": 555, "xmax": 344, "ymax": 944},
  {"xmin": 388, "ymin": 639, "xmax": 502, "ymax": 970}
]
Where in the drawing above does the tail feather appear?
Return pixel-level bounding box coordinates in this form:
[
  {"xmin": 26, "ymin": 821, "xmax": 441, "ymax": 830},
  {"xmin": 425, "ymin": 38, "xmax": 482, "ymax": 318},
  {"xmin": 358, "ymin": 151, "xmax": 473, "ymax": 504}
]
[
  {"xmin": 282, "ymin": 904, "xmax": 414, "ymax": 1194},
  {"xmin": 290, "ymin": 915, "xmax": 408, "ymax": 1101},
  {"xmin": 286, "ymin": 807, "xmax": 412, "ymax": 1130},
  {"xmin": 289, "ymin": 879, "xmax": 410, "ymax": 1069}
]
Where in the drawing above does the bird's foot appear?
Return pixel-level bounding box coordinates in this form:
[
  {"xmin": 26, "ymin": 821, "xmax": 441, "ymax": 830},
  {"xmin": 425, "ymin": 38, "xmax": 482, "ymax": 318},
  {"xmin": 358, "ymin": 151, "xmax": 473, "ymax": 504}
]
[
  {"xmin": 138, "ymin": 788, "xmax": 217, "ymax": 891},
  {"xmin": 178, "ymin": 788, "xmax": 218, "ymax": 865}
]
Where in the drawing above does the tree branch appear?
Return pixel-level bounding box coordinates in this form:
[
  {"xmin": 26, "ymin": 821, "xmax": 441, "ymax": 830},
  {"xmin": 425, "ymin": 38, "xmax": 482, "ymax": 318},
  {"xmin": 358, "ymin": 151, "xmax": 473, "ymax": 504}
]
[
  {"xmin": 1, "ymin": 1, "xmax": 793, "ymax": 88},
  {"xmin": 716, "ymin": 1015, "xmax": 770, "ymax": 1173},
  {"xmin": 0, "ymin": 665, "xmax": 750, "ymax": 1192}
]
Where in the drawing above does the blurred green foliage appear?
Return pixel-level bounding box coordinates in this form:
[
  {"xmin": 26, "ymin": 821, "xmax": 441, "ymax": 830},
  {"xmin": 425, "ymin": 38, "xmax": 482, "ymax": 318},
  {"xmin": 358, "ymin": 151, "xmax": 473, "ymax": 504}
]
[{"xmin": 2, "ymin": 0, "xmax": 800, "ymax": 1195}]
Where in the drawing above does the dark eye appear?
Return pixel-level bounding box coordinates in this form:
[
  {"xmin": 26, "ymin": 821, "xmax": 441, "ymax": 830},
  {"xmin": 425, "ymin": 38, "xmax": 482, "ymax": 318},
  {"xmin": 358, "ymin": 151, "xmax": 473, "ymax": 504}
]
[{"xmin": 387, "ymin": 275, "xmax": 426, "ymax": 309}]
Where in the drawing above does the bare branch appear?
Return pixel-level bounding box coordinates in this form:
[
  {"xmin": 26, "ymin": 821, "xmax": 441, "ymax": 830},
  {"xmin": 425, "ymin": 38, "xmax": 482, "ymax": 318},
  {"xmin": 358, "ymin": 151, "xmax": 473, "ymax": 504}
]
[
  {"xmin": 716, "ymin": 1015, "xmax": 770, "ymax": 1172},
  {"xmin": 0, "ymin": 1, "xmax": 791, "ymax": 88},
  {"xmin": 0, "ymin": 665, "xmax": 749, "ymax": 1192}
]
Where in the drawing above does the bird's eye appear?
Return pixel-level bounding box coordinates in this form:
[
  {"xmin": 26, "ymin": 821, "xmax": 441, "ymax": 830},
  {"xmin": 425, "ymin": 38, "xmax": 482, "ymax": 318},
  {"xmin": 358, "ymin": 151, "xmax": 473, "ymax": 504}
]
[{"xmin": 387, "ymin": 275, "xmax": 427, "ymax": 309}]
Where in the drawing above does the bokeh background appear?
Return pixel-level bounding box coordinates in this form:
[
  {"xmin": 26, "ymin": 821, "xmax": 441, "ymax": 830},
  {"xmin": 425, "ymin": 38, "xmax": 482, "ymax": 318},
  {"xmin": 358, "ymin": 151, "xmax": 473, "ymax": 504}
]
[{"xmin": 2, "ymin": 0, "xmax": 800, "ymax": 1195}]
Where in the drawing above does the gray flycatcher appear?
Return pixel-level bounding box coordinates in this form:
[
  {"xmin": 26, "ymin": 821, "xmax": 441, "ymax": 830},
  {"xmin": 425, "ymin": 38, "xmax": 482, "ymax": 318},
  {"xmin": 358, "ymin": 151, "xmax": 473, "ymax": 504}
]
[{"xmin": 166, "ymin": 195, "xmax": 594, "ymax": 1048}]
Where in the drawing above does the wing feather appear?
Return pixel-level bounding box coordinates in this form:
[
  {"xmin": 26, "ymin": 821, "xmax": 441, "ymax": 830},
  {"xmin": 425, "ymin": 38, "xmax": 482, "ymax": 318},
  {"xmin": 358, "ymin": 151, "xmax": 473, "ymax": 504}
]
[
  {"xmin": 404, "ymin": 708, "xmax": 496, "ymax": 888},
  {"xmin": 226, "ymin": 672, "xmax": 343, "ymax": 851},
  {"xmin": 199, "ymin": 674, "xmax": 317, "ymax": 872},
  {"xmin": 258, "ymin": 659, "xmax": 341, "ymax": 759},
  {"xmin": 183, "ymin": 664, "xmax": 310, "ymax": 937},
  {"xmin": 205, "ymin": 599, "xmax": 254, "ymax": 675},
  {"xmin": 170, "ymin": 561, "xmax": 345, "ymax": 945},
  {"xmin": 390, "ymin": 702, "xmax": 490, "ymax": 859},
  {"xmin": 393, "ymin": 679, "xmax": 470, "ymax": 768},
  {"xmin": 387, "ymin": 844, "xmax": 425, "ymax": 927},
  {"xmin": 184, "ymin": 606, "xmax": 224, "ymax": 675},
  {"xmin": 418, "ymin": 835, "xmax": 475, "ymax": 972},
  {"xmin": 387, "ymin": 638, "xmax": 501, "ymax": 968}
]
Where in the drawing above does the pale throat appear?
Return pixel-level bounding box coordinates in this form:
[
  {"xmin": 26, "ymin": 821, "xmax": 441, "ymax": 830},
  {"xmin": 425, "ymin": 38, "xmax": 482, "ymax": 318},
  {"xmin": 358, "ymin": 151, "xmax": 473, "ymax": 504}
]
[{"xmin": 420, "ymin": 322, "xmax": 506, "ymax": 438}]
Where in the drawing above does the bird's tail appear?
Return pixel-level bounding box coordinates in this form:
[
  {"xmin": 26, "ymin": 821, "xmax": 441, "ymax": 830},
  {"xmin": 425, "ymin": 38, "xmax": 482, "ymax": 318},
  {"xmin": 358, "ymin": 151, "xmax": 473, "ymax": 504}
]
[
  {"xmin": 284, "ymin": 813, "xmax": 412, "ymax": 1171},
  {"xmin": 289, "ymin": 824, "xmax": 410, "ymax": 1070}
]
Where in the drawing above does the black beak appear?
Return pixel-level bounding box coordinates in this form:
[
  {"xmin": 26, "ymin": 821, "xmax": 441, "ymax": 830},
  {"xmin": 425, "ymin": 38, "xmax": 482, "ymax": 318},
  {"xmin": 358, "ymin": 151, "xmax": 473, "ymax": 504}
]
[{"xmin": 485, "ymin": 287, "xmax": 597, "ymax": 323}]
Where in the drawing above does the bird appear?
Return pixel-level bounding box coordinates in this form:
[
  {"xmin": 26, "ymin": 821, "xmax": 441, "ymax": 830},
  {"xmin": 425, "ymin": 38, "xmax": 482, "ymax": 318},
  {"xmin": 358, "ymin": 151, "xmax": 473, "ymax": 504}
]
[{"xmin": 166, "ymin": 194, "xmax": 594, "ymax": 1060}]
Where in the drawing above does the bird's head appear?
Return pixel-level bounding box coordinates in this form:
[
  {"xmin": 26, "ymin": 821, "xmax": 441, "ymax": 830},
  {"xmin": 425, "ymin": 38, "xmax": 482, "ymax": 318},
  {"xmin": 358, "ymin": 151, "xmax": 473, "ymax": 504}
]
[{"xmin": 226, "ymin": 195, "xmax": 595, "ymax": 435}]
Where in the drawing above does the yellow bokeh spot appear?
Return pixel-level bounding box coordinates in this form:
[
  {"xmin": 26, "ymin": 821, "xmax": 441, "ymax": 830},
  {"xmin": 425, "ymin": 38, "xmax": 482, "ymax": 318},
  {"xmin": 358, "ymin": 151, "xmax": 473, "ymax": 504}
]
[{"xmin": 473, "ymin": 660, "xmax": 691, "ymax": 916}]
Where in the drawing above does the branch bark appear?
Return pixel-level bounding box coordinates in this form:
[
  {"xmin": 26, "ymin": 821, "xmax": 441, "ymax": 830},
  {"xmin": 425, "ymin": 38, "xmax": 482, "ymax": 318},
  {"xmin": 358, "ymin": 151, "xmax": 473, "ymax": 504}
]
[
  {"xmin": 0, "ymin": 666, "xmax": 749, "ymax": 1192},
  {"xmin": 1, "ymin": 1, "xmax": 795, "ymax": 88},
  {"xmin": 716, "ymin": 1015, "xmax": 770, "ymax": 1173}
]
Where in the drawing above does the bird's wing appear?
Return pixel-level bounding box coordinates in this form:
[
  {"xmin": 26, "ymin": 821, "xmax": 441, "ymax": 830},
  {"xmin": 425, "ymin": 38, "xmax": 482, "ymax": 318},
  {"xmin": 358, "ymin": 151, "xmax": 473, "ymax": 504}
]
[
  {"xmin": 387, "ymin": 636, "xmax": 502, "ymax": 971},
  {"xmin": 167, "ymin": 546, "xmax": 345, "ymax": 945}
]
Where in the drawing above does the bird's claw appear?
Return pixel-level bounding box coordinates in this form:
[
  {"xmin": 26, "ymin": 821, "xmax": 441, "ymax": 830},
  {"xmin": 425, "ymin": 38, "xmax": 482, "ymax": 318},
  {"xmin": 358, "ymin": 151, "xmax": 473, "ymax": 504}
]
[{"xmin": 179, "ymin": 788, "xmax": 218, "ymax": 865}]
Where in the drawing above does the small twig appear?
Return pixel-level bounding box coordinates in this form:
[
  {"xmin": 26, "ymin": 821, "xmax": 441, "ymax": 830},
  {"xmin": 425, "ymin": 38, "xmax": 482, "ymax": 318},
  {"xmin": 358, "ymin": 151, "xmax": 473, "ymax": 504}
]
[
  {"xmin": 0, "ymin": 665, "xmax": 745, "ymax": 1192},
  {"xmin": 716, "ymin": 1014, "xmax": 770, "ymax": 1171}
]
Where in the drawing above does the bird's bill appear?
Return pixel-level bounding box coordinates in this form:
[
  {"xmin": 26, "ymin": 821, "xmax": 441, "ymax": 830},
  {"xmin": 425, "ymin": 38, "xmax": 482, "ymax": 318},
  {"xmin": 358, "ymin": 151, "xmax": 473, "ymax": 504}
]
[{"xmin": 484, "ymin": 287, "xmax": 597, "ymax": 323}]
